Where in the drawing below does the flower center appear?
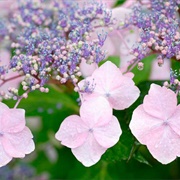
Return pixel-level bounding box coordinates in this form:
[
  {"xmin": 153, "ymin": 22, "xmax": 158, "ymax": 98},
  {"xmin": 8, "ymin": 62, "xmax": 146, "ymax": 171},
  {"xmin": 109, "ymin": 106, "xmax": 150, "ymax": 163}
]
[
  {"xmin": 163, "ymin": 120, "xmax": 169, "ymax": 126},
  {"xmin": 105, "ymin": 92, "xmax": 110, "ymax": 97},
  {"xmin": 88, "ymin": 128, "xmax": 93, "ymax": 133}
]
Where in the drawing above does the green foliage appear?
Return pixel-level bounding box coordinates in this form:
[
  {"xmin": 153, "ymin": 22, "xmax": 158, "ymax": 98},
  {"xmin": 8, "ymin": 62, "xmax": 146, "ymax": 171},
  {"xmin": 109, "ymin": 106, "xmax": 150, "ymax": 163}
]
[
  {"xmin": 114, "ymin": 0, "xmax": 126, "ymax": 7},
  {"xmin": 99, "ymin": 56, "xmax": 120, "ymax": 67},
  {"xmin": 132, "ymin": 55, "xmax": 156, "ymax": 85},
  {"xmin": 172, "ymin": 59, "xmax": 180, "ymax": 71},
  {"xmin": 3, "ymin": 56, "xmax": 180, "ymax": 179}
]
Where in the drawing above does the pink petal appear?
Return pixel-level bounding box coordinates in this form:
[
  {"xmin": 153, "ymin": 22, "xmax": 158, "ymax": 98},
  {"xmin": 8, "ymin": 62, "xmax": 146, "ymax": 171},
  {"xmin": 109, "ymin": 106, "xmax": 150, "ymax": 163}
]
[
  {"xmin": 168, "ymin": 105, "xmax": 180, "ymax": 137},
  {"xmin": 150, "ymin": 58, "xmax": 170, "ymax": 80},
  {"xmin": 80, "ymin": 97, "xmax": 112, "ymax": 127},
  {"xmin": 92, "ymin": 61, "xmax": 123, "ymax": 92},
  {"xmin": 143, "ymin": 84, "xmax": 177, "ymax": 120},
  {"xmin": 1, "ymin": 108, "xmax": 25, "ymax": 133},
  {"xmin": 112, "ymin": 7, "xmax": 132, "ymax": 22},
  {"xmin": 55, "ymin": 115, "xmax": 88, "ymax": 148},
  {"xmin": 124, "ymin": 72, "xmax": 134, "ymax": 78},
  {"xmin": 146, "ymin": 125, "xmax": 180, "ymax": 164},
  {"xmin": 105, "ymin": 8, "xmax": 135, "ymax": 57},
  {"xmin": 0, "ymin": 141, "xmax": 12, "ymax": 168},
  {"xmin": 2, "ymin": 127, "xmax": 35, "ymax": 158},
  {"xmin": 0, "ymin": 50, "xmax": 10, "ymax": 66},
  {"xmin": 0, "ymin": 0, "xmax": 17, "ymax": 16},
  {"xmin": 119, "ymin": 31, "xmax": 138, "ymax": 55},
  {"xmin": 79, "ymin": 61, "xmax": 140, "ymax": 110},
  {"xmin": 107, "ymin": 76, "xmax": 140, "ymax": 110},
  {"xmin": 71, "ymin": 133, "xmax": 106, "ymax": 167},
  {"xmin": 76, "ymin": 0, "xmax": 115, "ymax": 8},
  {"xmin": 79, "ymin": 59, "xmax": 98, "ymax": 77},
  {"xmin": 129, "ymin": 105, "xmax": 163, "ymax": 145},
  {"xmin": 119, "ymin": 29, "xmax": 139, "ymax": 69},
  {"xmin": 102, "ymin": 36, "xmax": 119, "ymax": 56},
  {"xmin": 130, "ymin": 105, "xmax": 180, "ymax": 164},
  {"xmin": 0, "ymin": 102, "xmax": 9, "ymax": 119},
  {"xmin": 94, "ymin": 116, "xmax": 122, "ymax": 148}
]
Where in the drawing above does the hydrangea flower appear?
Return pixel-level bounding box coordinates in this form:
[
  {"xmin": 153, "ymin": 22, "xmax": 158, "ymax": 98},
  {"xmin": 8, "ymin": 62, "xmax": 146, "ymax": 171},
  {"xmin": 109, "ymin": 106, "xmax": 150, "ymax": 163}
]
[
  {"xmin": 130, "ymin": 84, "xmax": 180, "ymax": 164},
  {"xmin": 79, "ymin": 6, "xmax": 132, "ymax": 77},
  {"xmin": 79, "ymin": 61, "xmax": 140, "ymax": 110},
  {"xmin": 55, "ymin": 97, "xmax": 122, "ymax": 167},
  {"xmin": 0, "ymin": 102, "xmax": 35, "ymax": 167}
]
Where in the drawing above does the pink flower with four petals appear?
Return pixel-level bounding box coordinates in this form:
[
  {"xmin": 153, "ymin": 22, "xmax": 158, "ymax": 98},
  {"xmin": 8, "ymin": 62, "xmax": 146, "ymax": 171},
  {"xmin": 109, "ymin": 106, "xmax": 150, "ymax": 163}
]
[
  {"xmin": 130, "ymin": 84, "xmax": 180, "ymax": 164},
  {"xmin": 79, "ymin": 61, "xmax": 140, "ymax": 110},
  {"xmin": 0, "ymin": 102, "xmax": 35, "ymax": 167},
  {"xmin": 55, "ymin": 97, "xmax": 122, "ymax": 167}
]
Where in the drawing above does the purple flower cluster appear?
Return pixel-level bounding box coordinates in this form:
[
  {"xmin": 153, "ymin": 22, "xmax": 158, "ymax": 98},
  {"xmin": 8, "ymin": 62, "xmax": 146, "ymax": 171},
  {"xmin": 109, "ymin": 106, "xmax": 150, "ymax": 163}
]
[
  {"xmin": 163, "ymin": 68, "xmax": 180, "ymax": 93},
  {"xmin": 124, "ymin": 0, "xmax": 180, "ymax": 63},
  {"xmin": 0, "ymin": 0, "xmax": 114, "ymax": 99}
]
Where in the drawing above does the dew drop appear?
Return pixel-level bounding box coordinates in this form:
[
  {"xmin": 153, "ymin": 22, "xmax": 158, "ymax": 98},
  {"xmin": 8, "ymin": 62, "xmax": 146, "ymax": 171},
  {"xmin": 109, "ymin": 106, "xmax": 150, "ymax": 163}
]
[
  {"xmin": 38, "ymin": 107, "xmax": 44, "ymax": 113},
  {"xmin": 56, "ymin": 103, "xmax": 62, "ymax": 109},
  {"xmin": 47, "ymin": 108, "xmax": 53, "ymax": 114}
]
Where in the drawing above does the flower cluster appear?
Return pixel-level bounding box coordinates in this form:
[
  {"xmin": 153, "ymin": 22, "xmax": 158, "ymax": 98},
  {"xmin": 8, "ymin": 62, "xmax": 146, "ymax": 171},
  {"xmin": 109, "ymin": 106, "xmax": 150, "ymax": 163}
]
[
  {"xmin": 56, "ymin": 61, "xmax": 140, "ymax": 166},
  {"xmin": 0, "ymin": 0, "xmax": 179, "ymax": 171},
  {"xmin": 122, "ymin": 0, "xmax": 180, "ymax": 70},
  {"xmin": 0, "ymin": 0, "xmax": 114, "ymax": 100}
]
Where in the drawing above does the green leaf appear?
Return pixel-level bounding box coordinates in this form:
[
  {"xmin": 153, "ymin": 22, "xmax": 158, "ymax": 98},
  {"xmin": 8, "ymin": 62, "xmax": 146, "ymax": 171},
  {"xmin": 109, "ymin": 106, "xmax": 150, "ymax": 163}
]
[
  {"xmin": 132, "ymin": 55, "xmax": 156, "ymax": 84},
  {"xmin": 99, "ymin": 56, "xmax": 120, "ymax": 67},
  {"xmin": 133, "ymin": 152, "xmax": 152, "ymax": 167},
  {"xmin": 172, "ymin": 59, "xmax": 180, "ymax": 71},
  {"xmin": 114, "ymin": 0, "xmax": 126, "ymax": 7},
  {"xmin": 3, "ymin": 84, "xmax": 79, "ymax": 114},
  {"xmin": 102, "ymin": 110, "xmax": 134, "ymax": 162}
]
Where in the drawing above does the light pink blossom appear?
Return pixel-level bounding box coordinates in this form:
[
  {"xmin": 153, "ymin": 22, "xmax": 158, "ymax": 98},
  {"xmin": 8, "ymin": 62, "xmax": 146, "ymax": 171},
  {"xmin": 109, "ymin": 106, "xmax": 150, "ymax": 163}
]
[
  {"xmin": 55, "ymin": 97, "xmax": 122, "ymax": 167},
  {"xmin": 0, "ymin": 102, "xmax": 35, "ymax": 167},
  {"xmin": 130, "ymin": 84, "xmax": 180, "ymax": 164},
  {"xmin": 79, "ymin": 58, "xmax": 98, "ymax": 77},
  {"xmin": 79, "ymin": 61, "xmax": 140, "ymax": 110}
]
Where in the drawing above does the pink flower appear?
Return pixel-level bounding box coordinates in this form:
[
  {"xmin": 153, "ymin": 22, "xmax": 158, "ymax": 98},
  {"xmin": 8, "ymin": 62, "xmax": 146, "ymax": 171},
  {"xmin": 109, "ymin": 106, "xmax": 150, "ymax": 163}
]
[
  {"xmin": 129, "ymin": 84, "xmax": 180, "ymax": 164},
  {"xmin": 79, "ymin": 61, "xmax": 140, "ymax": 110},
  {"xmin": 0, "ymin": 102, "xmax": 35, "ymax": 167},
  {"xmin": 55, "ymin": 97, "xmax": 121, "ymax": 167}
]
